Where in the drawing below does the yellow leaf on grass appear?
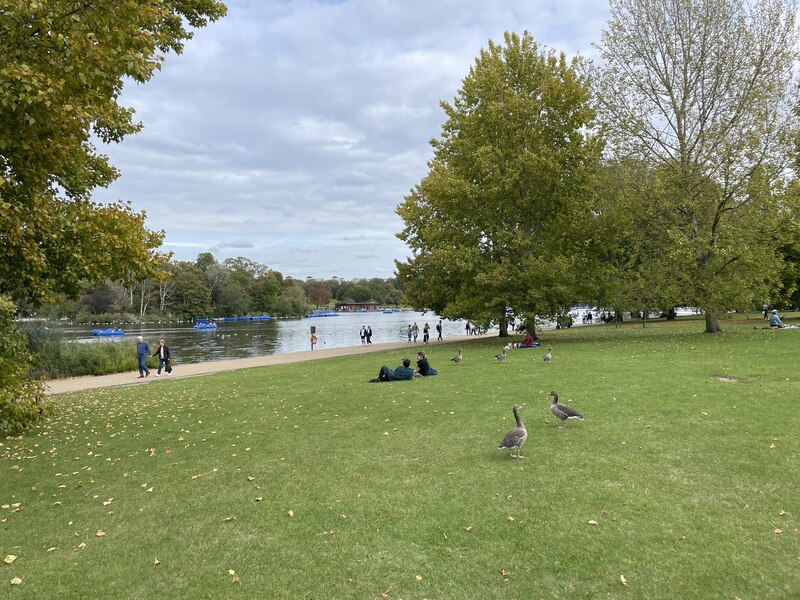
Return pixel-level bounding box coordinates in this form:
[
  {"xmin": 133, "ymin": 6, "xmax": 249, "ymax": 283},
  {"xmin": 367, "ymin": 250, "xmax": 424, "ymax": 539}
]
[
  {"xmin": 620, "ymin": 575, "xmax": 628, "ymax": 586},
  {"xmin": 775, "ymin": 528, "xmax": 783, "ymax": 534},
  {"xmin": 507, "ymin": 516, "xmax": 514, "ymax": 523},
  {"xmin": 415, "ymin": 575, "xmax": 422, "ymax": 581},
  {"xmin": 232, "ymin": 575, "xmax": 240, "ymax": 584},
  {"xmin": 3, "ymin": 555, "xmax": 16, "ymax": 564},
  {"xmin": 228, "ymin": 569, "xmax": 236, "ymax": 576},
  {"xmin": 96, "ymin": 530, "xmax": 106, "ymax": 537},
  {"xmin": 465, "ymin": 526, "xmax": 473, "ymax": 533},
  {"xmin": 588, "ymin": 520, "xmax": 598, "ymax": 526},
  {"xmin": 153, "ymin": 559, "xmax": 160, "ymax": 566},
  {"xmin": 500, "ymin": 569, "xmax": 511, "ymax": 576},
  {"xmin": 102, "ymin": 498, "xmax": 113, "ymax": 506},
  {"xmin": 10, "ymin": 577, "xmax": 22, "ymax": 585},
  {"xmin": 46, "ymin": 547, "xmax": 57, "ymax": 553},
  {"xmin": 288, "ymin": 510, "xmax": 294, "ymax": 518}
]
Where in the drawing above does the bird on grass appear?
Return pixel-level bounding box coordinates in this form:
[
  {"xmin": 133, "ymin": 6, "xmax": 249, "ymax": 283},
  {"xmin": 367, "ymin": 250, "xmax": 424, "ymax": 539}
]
[
  {"xmin": 450, "ymin": 349, "xmax": 463, "ymax": 364},
  {"xmin": 494, "ymin": 348, "xmax": 507, "ymax": 362},
  {"xmin": 498, "ymin": 404, "xmax": 527, "ymax": 458},
  {"xmin": 542, "ymin": 346, "xmax": 553, "ymax": 363},
  {"xmin": 549, "ymin": 390, "xmax": 583, "ymax": 427}
]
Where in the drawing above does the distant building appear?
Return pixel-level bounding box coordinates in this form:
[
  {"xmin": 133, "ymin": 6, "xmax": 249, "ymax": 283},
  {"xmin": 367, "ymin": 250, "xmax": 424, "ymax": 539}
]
[{"xmin": 337, "ymin": 302, "xmax": 379, "ymax": 312}]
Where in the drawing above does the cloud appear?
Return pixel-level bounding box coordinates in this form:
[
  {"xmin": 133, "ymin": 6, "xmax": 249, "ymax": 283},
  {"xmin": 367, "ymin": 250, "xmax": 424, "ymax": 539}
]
[{"xmin": 94, "ymin": 0, "xmax": 609, "ymax": 278}]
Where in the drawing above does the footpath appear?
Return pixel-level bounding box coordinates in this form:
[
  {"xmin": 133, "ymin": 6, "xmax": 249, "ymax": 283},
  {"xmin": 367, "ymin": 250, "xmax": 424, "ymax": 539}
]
[{"xmin": 44, "ymin": 334, "xmax": 486, "ymax": 395}]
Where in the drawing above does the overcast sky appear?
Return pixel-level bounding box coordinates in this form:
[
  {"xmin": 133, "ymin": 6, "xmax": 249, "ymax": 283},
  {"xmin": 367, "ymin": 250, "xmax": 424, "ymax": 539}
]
[{"xmin": 94, "ymin": 0, "xmax": 610, "ymax": 280}]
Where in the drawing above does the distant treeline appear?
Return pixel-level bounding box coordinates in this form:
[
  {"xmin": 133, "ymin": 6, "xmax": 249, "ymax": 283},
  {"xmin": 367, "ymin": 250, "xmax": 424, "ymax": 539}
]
[{"xmin": 34, "ymin": 253, "xmax": 405, "ymax": 321}]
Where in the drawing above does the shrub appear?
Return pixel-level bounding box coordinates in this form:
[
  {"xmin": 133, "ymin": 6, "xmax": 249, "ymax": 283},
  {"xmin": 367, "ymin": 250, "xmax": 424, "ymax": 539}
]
[{"xmin": 0, "ymin": 297, "xmax": 49, "ymax": 433}]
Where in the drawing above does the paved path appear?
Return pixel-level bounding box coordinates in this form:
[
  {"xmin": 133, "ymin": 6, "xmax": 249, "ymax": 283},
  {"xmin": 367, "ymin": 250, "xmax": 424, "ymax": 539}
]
[{"xmin": 44, "ymin": 334, "xmax": 488, "ymax": 395}]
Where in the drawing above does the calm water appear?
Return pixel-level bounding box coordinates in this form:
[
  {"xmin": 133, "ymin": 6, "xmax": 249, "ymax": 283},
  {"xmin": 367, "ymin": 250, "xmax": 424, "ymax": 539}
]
[{"xmin": 60, "ymin": 312, "xmax": 485, "ymax": 365}]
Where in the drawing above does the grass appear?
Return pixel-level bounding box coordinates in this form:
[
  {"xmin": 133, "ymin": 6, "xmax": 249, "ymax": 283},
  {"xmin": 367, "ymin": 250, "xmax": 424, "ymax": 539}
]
[{"xmin": 2, "ymin": 317, "xmax": 799, "ymax": 598}]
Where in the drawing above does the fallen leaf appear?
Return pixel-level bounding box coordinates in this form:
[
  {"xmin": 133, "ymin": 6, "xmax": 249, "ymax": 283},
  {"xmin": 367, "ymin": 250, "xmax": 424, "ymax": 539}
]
[
  {"xmin": 46, "ymin": 548, "xmax": 57, "ymax": 553},
  {"xmin": 381, "ymin": 584, "xmax": 393, "ymax": 599},
  {"xmin": 96, "ymin": 530, "xmax": 106, "ymax": 537},
  {"xmin": 223, "ymin": 516, "xmax": 236, "ymax": 522},
  {"xmin": 288, "ymin": 510, "xmax": 294, "ymax": 518},
  {"xmin": 588, "ymin": 520, "xmax": 598, "ymax": 526},
  {"xmin": 228, "ymin": 569, "xmax": 236, "ymax": 576},
  {"xmin": 146, "ymin": 487, "xmax": 153, "ymax": 493},
  {"xmin": 500, "ymin": 569, "xmax": 511, "ymax": 576},
  {"xmin": 775, "ymin": 528, "xmax": 783, "ymax": 534},
  {"xmin": 770, "ymin": 443, "xmax": 776, "ymax": 449},
  {"xmin": 507, "ymin": 516, "xmax": 515, "ymax": 523},
  {"xmin": 779, "ymin": 510, "xmax": 788, "ymax": 516},
  {"xmin": 3, "ymin": 555, "xmax": 16, "ymax": 564},
  {"xmin": 231, "ymin": 575, "xmax": 240, "ymax": 584},
  {"xmin": 255, "ymin": 497, "xmax": 263, "ymax": 502},
  {"xmin": 620, "ymin": 575, "xmax": 628, "ymax": 586},
  {"xmin": 415, "ymin": 575, "xmax": 422, "ymax": 581},
  {"xmin": 10, "ymin": 577, "xmax": 22, "ymax": 585},
  {"xmin": 465, "ymin": 526, "xmax": 473, "ymax": 533},
  {"xmin": 153, "ymin": 559, "xmax": 160, "ymax": 566},
  {"xmin": 247, "ymin": 476, "xmax": 255, "ymax": 481},
  {"xmin": 75, "ymin": 542, "xmax": 86, "ymax": 551},
  {"xmin": 340, "ymin": 514, "xmax": 347, "ymax": 520},
  {"xmin": 102, "ymin": 498, "xmax": 113, "ymax": 506}
]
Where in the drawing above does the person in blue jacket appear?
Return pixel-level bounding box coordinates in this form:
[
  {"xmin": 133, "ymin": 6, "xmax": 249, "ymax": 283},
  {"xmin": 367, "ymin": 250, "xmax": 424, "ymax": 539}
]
[
  {"xmin": 136, "ymin": 336, "xmax": 151, "ymax": 378},
  {"xmin": 369, "ymin": 358, "xmax": 414, "ymax": 382}
]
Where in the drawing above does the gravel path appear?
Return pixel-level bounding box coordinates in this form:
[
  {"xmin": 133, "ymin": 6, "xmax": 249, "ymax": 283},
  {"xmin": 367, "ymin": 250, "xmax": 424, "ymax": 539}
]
[{"xmin": 44, "ymin": 334, "xmax": 487, "ymax": 395}]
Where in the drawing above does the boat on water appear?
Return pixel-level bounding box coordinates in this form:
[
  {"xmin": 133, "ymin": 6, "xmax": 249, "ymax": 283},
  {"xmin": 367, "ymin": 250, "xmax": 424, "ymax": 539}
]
[
  {"xmin": 305, "ymin": 309, "xmax": 339, "ymax": 318},
  {"xmin": 91, "ymin": 328, "xmax": 125, "ymax": 336},
  {"xmin": 193, "ymin": 323, "xmax": 218, "ymax": 330}
]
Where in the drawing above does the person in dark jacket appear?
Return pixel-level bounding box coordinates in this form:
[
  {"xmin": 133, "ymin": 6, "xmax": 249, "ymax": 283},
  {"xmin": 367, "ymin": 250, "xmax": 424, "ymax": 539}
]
[
  {"xmin": 152, "ymin": 339, "xmax": 171, "ymax": 376},
  {"xmin": 369, "ymin": 358, "xmax": 413, "ymax": 382},
  {"xmin": 414, "ymin": 351, "xmax": 437, "ymax": 377}
]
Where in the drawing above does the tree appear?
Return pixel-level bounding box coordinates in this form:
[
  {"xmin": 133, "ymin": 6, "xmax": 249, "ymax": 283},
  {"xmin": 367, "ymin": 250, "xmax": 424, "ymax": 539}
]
[
  {"xmin": 171, "ymin": 262, "xmax": 212, "ymax": 318},
  {"xmin": 594, "ymin": 0, "xmax": 800, "ymax": 332},
  {"xmin": 0, "ymin": 0, "xmax": 225, "ymax": 429},
  {"xmin": 307, "ymin": 281, "xmax": 332, "ymax": 308},
  {"xmin": 396, "ymin": 31, "xmax": 603, "ymax": 336}
]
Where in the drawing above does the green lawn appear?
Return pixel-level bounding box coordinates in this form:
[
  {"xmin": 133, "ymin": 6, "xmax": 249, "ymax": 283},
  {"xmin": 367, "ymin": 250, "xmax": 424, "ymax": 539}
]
[{"xmin": 2, "ymin": 317, "xmax": 799, "ymax": 599}]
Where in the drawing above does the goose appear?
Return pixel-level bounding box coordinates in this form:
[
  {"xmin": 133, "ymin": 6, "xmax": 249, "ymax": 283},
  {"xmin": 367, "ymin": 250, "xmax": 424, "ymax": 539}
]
[
  {"xmin": 542, "ymin": 347, "xmax": 553, "ymax": 363},
  {"xmin": 450, "ymin": 349, "xmax": 463, "ymax": 364},
  {"xmin": 498, "ymin": 404, "xmax": 527, "ymax": 458},
  {"xmin": 494, "ymin": 348, "xmax": 507, "ymax": 362},
  {"xmin": 549, "ymin": 390, "xmax": 583, "ymax": 426}
]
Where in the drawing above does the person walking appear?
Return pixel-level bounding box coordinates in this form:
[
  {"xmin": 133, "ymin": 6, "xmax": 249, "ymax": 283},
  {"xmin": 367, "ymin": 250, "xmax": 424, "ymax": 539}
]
[
  {"xmin": 366, "ymin": 326, "xmax": 373, "ymax": 344},
  {"xmin": 135, "ymin": 335, "xmax": 151, "ymax": 378},
  {"xmin": 436, "ymin": 319, "xmax": 443, "ymax": 341},
  {"xmin": 360, "ymin": 326, "xmax": 367, "ymax": 345},
  {"xmin": 152, "ymin": 339, "xmax": 171, "ymax": 376},
  {"xmin": 407, "ymin": 324, "xmax": 413, "ymax": 342},
  {"xmin": 423, "ymin": 322, "xmax": 430, "ymax": 343},
  {"xmin": 412, "ymin": 322, "xmax": 419, "ymax": 342}
]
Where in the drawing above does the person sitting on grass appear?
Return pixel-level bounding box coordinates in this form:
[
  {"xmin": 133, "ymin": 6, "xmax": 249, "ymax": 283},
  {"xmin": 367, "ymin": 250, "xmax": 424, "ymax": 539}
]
[
  {"xmin": 770, "ymin": 309, "xmax": 786, "ymax": 329},
  {"xmin": 369, "ymin": 358, "xmax": 414, "ymax": 382},
  {"xmin": 516, "ymin": 329, "xmax": 539, "ymax": 348},
  {"xmin": 413, "ymin": 351, "xmax": 437, "ymax": 377}
]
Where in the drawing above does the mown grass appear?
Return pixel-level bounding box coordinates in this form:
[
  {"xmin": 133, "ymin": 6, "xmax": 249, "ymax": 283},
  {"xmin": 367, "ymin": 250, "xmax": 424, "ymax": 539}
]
[{"xmin": 2, "ymin": 317, "xmax": 799, "ymax": 599}]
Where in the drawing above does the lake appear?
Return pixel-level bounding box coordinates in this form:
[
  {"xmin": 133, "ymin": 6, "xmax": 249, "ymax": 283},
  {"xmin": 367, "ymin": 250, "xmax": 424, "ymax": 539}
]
[{"xmin": 61, "ymin": 312, "xmax": 487, "ymax": 365}]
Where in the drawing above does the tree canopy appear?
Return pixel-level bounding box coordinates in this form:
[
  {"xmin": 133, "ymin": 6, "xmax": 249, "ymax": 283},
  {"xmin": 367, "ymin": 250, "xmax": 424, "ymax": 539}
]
[
  {"xmin": 396, "ymin": 31, "xmax": 604, "ymax": 335},
  {"xmin": 594, "ymin": 0, "xmax": 800, "ymax": 332},
  {"xmin": 0, "ymin": 0, "xmax": 226, "ymax": 431}
]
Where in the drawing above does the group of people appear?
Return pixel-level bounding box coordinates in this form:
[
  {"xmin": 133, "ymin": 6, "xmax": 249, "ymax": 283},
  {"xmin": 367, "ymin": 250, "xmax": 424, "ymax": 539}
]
[
  {"xmin": 405, "ymin": 320, "xmax": 444, "ymax": 343},
  {"xmin": 369, "ymin": 351, "xmax": 437, "ymax": 382},
  {"xmin": 135, "ymin": 336, "xmax": 172, "ymax": 378},
  {"xmin": 359, "ymin": 326, "xmax": 373, "ymax": 345}
]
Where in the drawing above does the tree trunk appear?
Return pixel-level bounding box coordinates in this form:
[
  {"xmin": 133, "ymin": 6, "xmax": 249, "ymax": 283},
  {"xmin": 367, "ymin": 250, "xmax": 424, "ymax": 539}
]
[
  {"xmin": 498, "ymin": 313, "xmax": 509, "ymax": 337},
  {"xmin": 704, "ymin": 303, "xmax": 722, "ymax": 333}
]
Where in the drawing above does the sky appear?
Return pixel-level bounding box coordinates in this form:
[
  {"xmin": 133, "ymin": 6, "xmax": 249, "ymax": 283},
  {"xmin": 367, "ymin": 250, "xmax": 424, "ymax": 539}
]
[{"xmin": 94, "ymin": 0, "xmax": 611, "ymax": 280}]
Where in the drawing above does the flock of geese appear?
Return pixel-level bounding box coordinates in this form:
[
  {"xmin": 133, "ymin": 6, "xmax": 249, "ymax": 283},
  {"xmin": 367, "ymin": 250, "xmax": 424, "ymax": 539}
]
[{"xmin": 446, "ymin": 345, "xmax": 583, "ymax": 459}]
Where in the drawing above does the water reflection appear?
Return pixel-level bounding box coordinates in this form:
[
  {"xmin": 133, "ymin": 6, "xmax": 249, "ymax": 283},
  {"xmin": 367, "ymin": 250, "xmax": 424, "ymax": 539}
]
[{"xmin": 61, "ymin": 312, "xmax": 482, "ymax": 365}]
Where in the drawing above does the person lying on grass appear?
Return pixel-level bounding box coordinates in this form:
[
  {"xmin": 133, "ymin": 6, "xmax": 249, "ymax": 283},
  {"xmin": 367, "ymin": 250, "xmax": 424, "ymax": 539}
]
[
  {"xmin": 413, "ymin": 351, "xmax": 437, "ymax": 377},
  {"xmin": 369, "ymin": 358, "xmax": 413, "ymax": 382}
]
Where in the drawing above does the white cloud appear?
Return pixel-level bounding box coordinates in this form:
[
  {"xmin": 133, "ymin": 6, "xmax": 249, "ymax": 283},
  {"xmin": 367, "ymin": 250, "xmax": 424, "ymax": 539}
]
[{"xmin": 93, "ymin": 0, "xmax": 609, "ymax": 278}]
